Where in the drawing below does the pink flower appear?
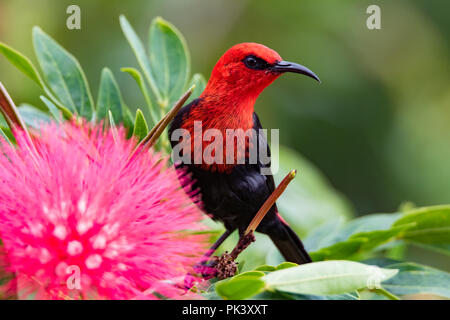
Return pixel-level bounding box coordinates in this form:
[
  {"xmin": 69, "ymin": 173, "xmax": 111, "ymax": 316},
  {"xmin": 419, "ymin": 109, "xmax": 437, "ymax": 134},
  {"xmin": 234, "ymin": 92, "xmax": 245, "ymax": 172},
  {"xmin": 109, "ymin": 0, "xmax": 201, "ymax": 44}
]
[{"xmin": 0, "ymin": 121, "xmax": 208, "ymax": 299}]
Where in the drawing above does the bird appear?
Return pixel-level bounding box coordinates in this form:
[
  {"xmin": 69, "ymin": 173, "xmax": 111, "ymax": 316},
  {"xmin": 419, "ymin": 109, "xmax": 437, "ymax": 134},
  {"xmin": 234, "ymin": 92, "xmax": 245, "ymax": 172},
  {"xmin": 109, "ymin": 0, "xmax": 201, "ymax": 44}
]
[{"xmin": 169, "ymin": 43, "xmax": 320, "ymax": 265}]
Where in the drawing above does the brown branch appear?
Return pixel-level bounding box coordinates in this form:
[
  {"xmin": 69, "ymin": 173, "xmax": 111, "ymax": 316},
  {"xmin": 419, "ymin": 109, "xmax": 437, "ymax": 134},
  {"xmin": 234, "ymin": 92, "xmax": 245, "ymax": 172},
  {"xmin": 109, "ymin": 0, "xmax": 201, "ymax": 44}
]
[{"xmin": 245, "ymin": 169, "xmax": 297, "ymax": 235}]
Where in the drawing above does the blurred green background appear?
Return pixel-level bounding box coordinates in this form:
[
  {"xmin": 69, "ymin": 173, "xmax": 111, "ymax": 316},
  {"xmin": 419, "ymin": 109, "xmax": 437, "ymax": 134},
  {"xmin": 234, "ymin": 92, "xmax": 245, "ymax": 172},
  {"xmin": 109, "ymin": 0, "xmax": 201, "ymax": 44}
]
[{"xmin": 1, "ymin": 0, "xmax": 449, "ymax": 215}]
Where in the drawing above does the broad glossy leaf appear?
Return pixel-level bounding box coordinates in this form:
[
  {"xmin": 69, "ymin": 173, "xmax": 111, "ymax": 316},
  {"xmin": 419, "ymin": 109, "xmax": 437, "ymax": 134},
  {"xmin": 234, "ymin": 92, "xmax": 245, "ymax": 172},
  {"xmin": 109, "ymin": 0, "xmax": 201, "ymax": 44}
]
[
  {"xmin": 148, "ymin": 17, "xmax": 190, "ymax": 107},
  {"xmin": 96, "ymin": 68, "xmax": 124, "ymax": 123},
  {"xmin": 17, "ymin": 104, "xmax": 51, "ymax": 128},
  {"xmin": 133, "ymin": 109, "xmax": 148, "ymax": 142},
  {"xmin": 119, "ymin": 15, "xmax": 161, "ymax": 102},
  {"xmin": 264, "ymin": 260, "xmax": 398, "ymax": 295},
  {"xmin": 394, "ymin": 205, "xmax": 450, "ymax": 244},
  {"xmin": 33, "ymin": 27, "xmax": 94, "ymax": 119},
  {"xmin": 254, "ymin": 290, "xmax": 360, "ymax": 300},
  {"xmin": 365, "ymin": 258, "xmax": 450, "ymax": 298},
  {"xmin": 186, "ymin": 73, "xmax": 206, "ymax": 104},
  {"xmin": 309, "ymin": 239, "xmax": 366, "ymax": 261},
  {"xmin": 216, "ymin": 278, "xmax": 265, "ymax": 300}
]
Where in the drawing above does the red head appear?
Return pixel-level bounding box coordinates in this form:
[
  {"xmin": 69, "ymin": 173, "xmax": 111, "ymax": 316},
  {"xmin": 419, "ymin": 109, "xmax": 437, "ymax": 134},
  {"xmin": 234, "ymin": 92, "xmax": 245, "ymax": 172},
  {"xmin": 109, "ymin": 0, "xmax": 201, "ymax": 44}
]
[
  {"xmin": 201, "ymin": 42, "xmax": 320, "ymax": 108},
  {"xmin": 176, "ymin": 43, "xmax": 319, "ymax": 173}
]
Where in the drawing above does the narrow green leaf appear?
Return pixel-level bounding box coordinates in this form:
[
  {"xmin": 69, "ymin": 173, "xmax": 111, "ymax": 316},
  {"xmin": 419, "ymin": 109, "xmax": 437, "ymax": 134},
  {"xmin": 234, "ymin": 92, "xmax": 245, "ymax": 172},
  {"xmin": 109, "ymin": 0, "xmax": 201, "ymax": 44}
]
[
  {"xmin": 96, "ymin": 68, "xmax": 124, "ymax": 123},
  {"xmin": 0, "ymin": 127, "xmax": 12, "ymax": 146},
  {"xmin": 148, "ymin": 17, "xmax": 190, "ymax": 107},
  {"xmin": 264, "ymin": 260, "xmax": 398, "ymax": 296},
  {"xmin": 119, "ymin": 15, "xmax": 161, "ymax": 103},
  {"xmin": 185, "ymin": 73, "xmax": 206, "ymax": 104},
  {"xmin": 40, "ymin": 96, "xmax": 62, "ymax": 124},
  {"xmin": 0, "ymin": 42, "xmax": 44, "ymax": 88},
  {"xmin": 393, "ymin": 205, "xmax": 450, "ymax": 244},
  {"xmin": 132, "ymin": 109, "xmax": 148, "ymax": 142},
  {"xmin": 121, "ymin": 67, "xmax": 158, "ymax": 125},
  {"xmin": 33, "ymin": 27, "xmax": 94, "ymax": 119},
  {"xmin": 216, "ymin": 278, "xmax": 266, "ymax": 300}
]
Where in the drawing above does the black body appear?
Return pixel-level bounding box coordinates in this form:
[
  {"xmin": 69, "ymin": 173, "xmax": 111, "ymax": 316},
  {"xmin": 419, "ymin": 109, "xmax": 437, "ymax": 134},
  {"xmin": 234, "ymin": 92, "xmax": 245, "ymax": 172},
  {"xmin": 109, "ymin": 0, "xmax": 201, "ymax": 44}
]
[{"xmin": 169, "ymin": 99, "xmax": 311, "ymax": 264}]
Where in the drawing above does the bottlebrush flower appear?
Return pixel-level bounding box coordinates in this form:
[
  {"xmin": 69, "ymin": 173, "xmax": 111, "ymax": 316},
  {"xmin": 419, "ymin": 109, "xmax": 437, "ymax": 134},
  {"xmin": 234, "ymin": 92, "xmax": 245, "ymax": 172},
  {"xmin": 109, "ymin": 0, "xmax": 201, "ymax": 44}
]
[{"xmin": 0, "ymin": 121, "xmax": 208, "ymax": 299}]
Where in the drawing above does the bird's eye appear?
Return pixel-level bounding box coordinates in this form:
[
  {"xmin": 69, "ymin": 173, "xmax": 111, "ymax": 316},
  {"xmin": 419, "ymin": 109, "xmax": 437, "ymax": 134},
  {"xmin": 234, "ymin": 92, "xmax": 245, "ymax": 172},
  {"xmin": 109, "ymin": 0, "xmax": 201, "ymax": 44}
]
[{"xmin": 243, "ymin": 55, "xmax": 269, "ymax": 70}]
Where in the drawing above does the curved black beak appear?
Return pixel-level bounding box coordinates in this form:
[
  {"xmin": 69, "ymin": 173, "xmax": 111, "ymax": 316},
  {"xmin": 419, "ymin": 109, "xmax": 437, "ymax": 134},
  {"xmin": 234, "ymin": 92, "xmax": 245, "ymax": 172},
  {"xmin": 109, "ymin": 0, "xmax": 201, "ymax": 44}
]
[{"xmin": 269, "ymin": 60, "xmax": 320, "ymax": 83}]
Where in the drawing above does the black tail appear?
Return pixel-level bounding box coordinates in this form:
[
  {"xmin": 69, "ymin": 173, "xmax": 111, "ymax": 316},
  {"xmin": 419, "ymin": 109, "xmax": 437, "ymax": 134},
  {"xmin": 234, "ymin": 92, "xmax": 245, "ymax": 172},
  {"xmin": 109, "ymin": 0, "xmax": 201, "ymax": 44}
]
[{"xmin": 269, "ymin": 222, "xmax": 312, "ymax": 265}]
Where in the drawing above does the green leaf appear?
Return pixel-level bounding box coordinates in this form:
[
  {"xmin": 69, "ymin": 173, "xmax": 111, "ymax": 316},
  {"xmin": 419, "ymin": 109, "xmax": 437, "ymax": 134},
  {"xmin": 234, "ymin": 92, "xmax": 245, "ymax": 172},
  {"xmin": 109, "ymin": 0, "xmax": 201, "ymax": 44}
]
[
  {"xmin": 233, "ymin": 271, "xmax": 265, "ymax": 280},
  {"xmin": 132, "ymin": 109, "xmax": 148, "ymax": 142},
  {"xmin": 306, "ymin": 213, "xmax": 409, "ymax": 261},
  {"xmin": 0, "ymin": 42, "xmax": 44, "ymax": 88},
  {"xmin": 303, "ymin": 217, "xmax": 345, "ymax": 252},
  {"xmin": 0, "ymin": 127, "xmax": 12, "ymax": 146},
  {"xmin": 148, "ymin": 17, "xmax": 190, "ymax": 107},
  {"xmin": 32, "ymin": 27, "xmax": 94, "ymax": 119},
  {"xmin": 40, "ymin": 96, "xmax": 62, "ymax": 124},
  {"xmin": 216, "ymin": 278, "xmax": 266, "ymax": 300},
  {"xmin": 121, "ymin": 67, "xmax": 158, "ymax": 125},
  {"xmin": 393, "ymin": 205, "xmax": 450, "ymax": 244},
  {"xmin": 186, "ymin": 73, "xmax": 206, "ymax": 104},
  {"xmin": 365, "ymin": 258, "xmax": 450, "ymax": 298},
  {"xmin": 276, "ymin": 262, "xmax": 298, "ymax": 270},
  {"xmin": 119, "ymin": 15, "xmax": 161, "ymax": 103},
  {"xmin": 96, "ymin": 68, "xmax": 124, "ymax": 123},
  {"xmin": 254, "ymin": 265, "xmax": 277, "ymax": 272},
  {"xmin": 310, "ymin": 225, "xmax": 413, "ymax": 261},
  {"xmin": 0, "ymin": 42, "xmax": 73, "ymax": 119},
  {"xmin": 17, "ymin": 104, "xmax": 51, "ymax": 128},
  {"xmin": 263, "ymin": 260, "xmax": 398, "ymax": 296},
  {"xmin": 254, "ymin": 291, "xmax": 360, "ymax": 300}
]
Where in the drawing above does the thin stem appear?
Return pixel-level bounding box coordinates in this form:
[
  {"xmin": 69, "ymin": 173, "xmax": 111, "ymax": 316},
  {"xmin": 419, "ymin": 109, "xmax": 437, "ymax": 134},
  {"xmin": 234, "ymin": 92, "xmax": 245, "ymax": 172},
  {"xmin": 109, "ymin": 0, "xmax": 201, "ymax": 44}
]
[
  {"xmin": 373, "ymin": 288, "xmax": 401, "ymax": 300},
  {"xmin": 245, "ymin": 169, "xmax": 297, "ymax": 235}
]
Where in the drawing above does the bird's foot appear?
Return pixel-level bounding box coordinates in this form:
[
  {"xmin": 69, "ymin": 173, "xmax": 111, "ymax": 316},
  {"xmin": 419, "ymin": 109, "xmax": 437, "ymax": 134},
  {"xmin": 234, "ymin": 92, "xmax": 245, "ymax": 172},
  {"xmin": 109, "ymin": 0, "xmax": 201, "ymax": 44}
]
[{"xmin": 214, "ymin": 252, "xmax": 238, "ymax": 280}]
